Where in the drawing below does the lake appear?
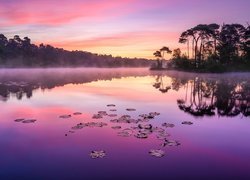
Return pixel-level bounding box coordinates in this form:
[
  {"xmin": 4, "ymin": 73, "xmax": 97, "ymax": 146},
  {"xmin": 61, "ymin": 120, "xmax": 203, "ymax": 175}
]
[{"xmin": 0, "ymin": 68, "xmax": 250, "ymax": 180}]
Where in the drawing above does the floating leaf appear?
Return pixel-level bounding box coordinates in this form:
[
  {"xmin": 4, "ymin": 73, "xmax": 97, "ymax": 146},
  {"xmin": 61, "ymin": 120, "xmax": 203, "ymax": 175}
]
[
  {"xmin": 139, "ymin": 114, "xmax": 148, "ymax": 118},
  {"xmin": 98, "ymin": 111, "xmax": 108, "ymax": 116},
  {"xmin": 182, "ymin": 121, "xmax": 193, "ymax": 125},
  {"xmin": 152, "ymin": 127, "xmax": 165, "ymax": 133},
  {"xmin": 71, "ymin": 123, "xmax": 85, "ymax": 130},
  {"xmin": 121, "ymin": 115, "xmax": 131, "ymax": 119},
  {"xmin": 156, "ymin": 132, "xmax": 171, "ymax": 140},
  {"xmin": 117, "ymin": 128, "xmax": 133, "ymax": 137},
  {"xmin": 90, "ymin": 150, "xmax": 106, "ymax": 159},
  {"xmin": 92, "ymin": 114, "xmax": 103, "ymax": 119},
  {"xmin": 111, "ymin": 126, "xmax": 122, "ymax": 130},
  {"xmin": 86, "ymin": 122, "xmax": 108, "ymax": 127},
  {"xmin": 73, "ymin": 112, "xmax": 82, "ymax": 115},
  {"xmin": 149, "ymin": 149, "xmax": 165, "ymax": 158},
  {"xmin": 14, "ymin": 118, "xmax": 25, "ymax": 122},
  {"xmin": 149, "ymin": 112, "xmax": 160, "ymax": 116},
  {"xmin": 138, "ymin": 124, "xmax": 153, "ymax": 130},
  {"xmin": 139, "ymin": 129, "xmax": 153, "ymax": 135},
  {"xmin": 59, "ymin": 115, "xmax": 71, "ymax": 119},
  {"xmin": 139, "ymin": 114, "xmax": 154, "ymax": 119},
  {"xmin": 161, "ymin": 140, "xmax": 181, "ymax": 147},
  {"xmin": 108, "ymin": 114, "xmax": 118, "ymax": 117},
  {"xmin": 109, "ymin": 109, "xmax": 117, "ymax": 112},
  {"xmin": 107, "ymin": 104, "xmax": 116, "ymax": 107},
  {"xmin": 162, "ymin": 123, "xmax": 175, "ymax": 128},
  {"xmin": 135, "ymin": 132, "xmax": 148, "ymax": 139},
  {"xmin": 22, "ymin": 119, "xmax": 37, "ymax": 123},
  {"xmin": 126, "ymin": 108, "xmax": 136, "ymax": 111}
]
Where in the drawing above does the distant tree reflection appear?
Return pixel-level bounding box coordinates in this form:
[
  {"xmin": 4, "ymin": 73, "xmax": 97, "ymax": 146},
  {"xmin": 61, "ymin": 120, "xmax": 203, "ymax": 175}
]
[
  {"xmin": 0, "ymin": 82, "xmax": 34, "ymax": 101},
  {"xmin": 153, "ymin": 75, "xmax": 250, "ymax": 117}
]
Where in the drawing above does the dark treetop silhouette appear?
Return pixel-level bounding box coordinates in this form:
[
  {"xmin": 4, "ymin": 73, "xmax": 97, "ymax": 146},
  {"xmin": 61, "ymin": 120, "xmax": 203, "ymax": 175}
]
[
  {"xmin": 152, "ymin": 23, "xmax": 250, "ymax": 72},
  {"xmin": 0, "ymin": 34, "xmax": 153, "ymax": 68}
]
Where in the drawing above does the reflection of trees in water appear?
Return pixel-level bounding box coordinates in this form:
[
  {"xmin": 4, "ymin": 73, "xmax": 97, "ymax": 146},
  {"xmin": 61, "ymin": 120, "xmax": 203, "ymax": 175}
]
[
  {"xmin": 0, "ymin": 82, "xmax": 34, "ymax": 101},
  {"xmin": 153, "ymin": 75, "xmax": 171, "ymax": 93},
  {"xmin": 215, "ymin": 81, "xmax": 250, "ymax": 117},
  {"xmin": 153, "ymin": 75, "xmax": 250, "ymax": 117},
  {"xmin": 0, "ymin": 69, "xmax": 149, "ymax": 101},
  {"xmin": 177, "ymin": 78, "xmax": 217, "ymax": 117}
]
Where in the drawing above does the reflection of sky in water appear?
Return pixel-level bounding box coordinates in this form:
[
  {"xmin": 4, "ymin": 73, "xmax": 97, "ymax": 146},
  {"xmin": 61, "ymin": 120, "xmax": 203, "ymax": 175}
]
[{"xmin": 0, "ymin": 68, "xmax": 250, "ymax": 179}]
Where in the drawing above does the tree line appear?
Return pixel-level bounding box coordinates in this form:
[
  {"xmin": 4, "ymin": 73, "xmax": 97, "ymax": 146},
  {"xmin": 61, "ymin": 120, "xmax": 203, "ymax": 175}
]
[
  {"xmin": 0, "ymin": 34, "xmax": 152, "ymax": 67},
  {"xmin": 153, "ymin": 23, "xmax": 250, "ymax": 72}
]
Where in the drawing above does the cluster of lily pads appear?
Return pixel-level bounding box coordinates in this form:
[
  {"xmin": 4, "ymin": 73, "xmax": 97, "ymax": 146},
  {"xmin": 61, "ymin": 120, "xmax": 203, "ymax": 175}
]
[
  {"xmin": 60, "ymin": 104, "xmax": 195, "ymax": 159},
  {"xmin": 59, "ymin": 112, "xmax": 82, "ymax": 119},
  {"xmin": 13, "ymin": 104, "xmax": 194, "ymax": 159},
  {"xmin": 14, "ymin": 118, "xmax": 37, "ymax": 124},
  {"xmin": 14, "ymin": 104, "xmax": 193, "ymax": 159}
]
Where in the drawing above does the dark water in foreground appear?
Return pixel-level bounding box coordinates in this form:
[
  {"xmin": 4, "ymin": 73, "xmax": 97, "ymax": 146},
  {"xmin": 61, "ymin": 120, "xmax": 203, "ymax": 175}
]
[{"xmin": 0, "ymin": 68, "xmax": 250, "ymax": 180}]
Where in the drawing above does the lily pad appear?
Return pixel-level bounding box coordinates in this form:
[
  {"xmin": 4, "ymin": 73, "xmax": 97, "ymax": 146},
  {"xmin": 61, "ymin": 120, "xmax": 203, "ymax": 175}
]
[
  {"xmin": 149, "ymin": 149, "xmax": 165, "ymax": 158},
  {"xmin": 182, "ymin": 121, "xmax": 193, "ymax": 125},
  {"xmin": 59, "ymin": 115, "xmax": 71, "ymax": 119},
  {"xmin": 162, "ymin": 123, "xmax": 175, "ymax": 128},
  {"xmin": 156, "ymin": 132, "xmax": 171, "ymax": 140},
  {"xmin": 117, "ymin": 131, "xmax": 131, "ymax": 137},
  {"xmin": 117, "ymin": 128, "xmax": 133, "ymax": 137},
  {"xmin": 98, "ymin": 111, "xmax": 108, "ymax": 116},
  {"xmin": 92, "ymin": 114, "xmax": 103, "ymax": 119},
  {"xmin": 139, "ymin": 114, "xmax": 154, "ymax": 119},
  {"xmin": 138, "ymin": 124, "xmax": 153, "ymax": 130},
  {"xmin": 86, "ymin": 122, "xmax": 108, "ymax": 127},
  {"xmin": 111, "ymin": 126, "xmax": 122, "ymax": 130},
  {"xmin": 108, "ymin": 114, "xmax": 118, "ymax": 117},
  {"xmin": 121, "ymin": 115, "xmax": 131, "ymax": 119},
  {"xmin": 149, "ymin": 112, "xmax": 160, "ymax": 116},
  {"xmin": 139, "ymin": 114, "xmax": 148, "ymax": 118},
  {"xmin": 14, "ymin": 118, "xmax": 25, "ymax": 122},
  {"xmin": 126, "ymin": 108, "xmax": 136, "ymax": 111},
  {"xmin": 109, "ymin": 109, "xmax": 117, "ymax": 112},
  {"xmin": 90, "ymin": 150, "xmax": 106, "ymax": 159},
  {"xmin": 139, "ymin": 129, "xmax": 153, "ymax": 135},
  {"xmin": 22, "ymin": 119, "xmax": 37, "ymax": 123},
  {"xmin": 107, "ymin": 104, "xmax": 116, "ymax": 107},
  {"xmin": 161, "ymin": 140, "xmax": 181, "ymax": 147},
  {"xmin": 71, "ymin": 123, "xmax": 85, "ymax": 130},
  {"xmin": 152, "ymin": 127, "xmax": 165, "ymax": 133},
  {"xmin": 135, "ymin": 132, "xmax": 148, "ymax": 139},
  {"xmin": 73, "ymin": 112, "xmax": 82, "ymax": 115}
]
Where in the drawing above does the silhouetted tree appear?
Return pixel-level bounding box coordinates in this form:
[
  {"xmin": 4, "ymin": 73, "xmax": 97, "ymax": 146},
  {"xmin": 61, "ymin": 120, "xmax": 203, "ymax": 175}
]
[
  {"xmin": 0, "ymin": 34, "xmax": 153, "ymax": 68},
  {"xmin": 172, "ymin": 48, "xmax": 181, "ymax": 59},
  {"xmin": 217, "ymin": 24, "xmax": 246, "ymax": 64}
]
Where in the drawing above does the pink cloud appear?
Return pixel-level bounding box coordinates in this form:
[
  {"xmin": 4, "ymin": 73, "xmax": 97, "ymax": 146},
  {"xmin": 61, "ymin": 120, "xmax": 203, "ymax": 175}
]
[
  {"xmin": 49, "ymin": 31, "xmax": 180, "ymax": 49},
  {"xmin": 0, "ymin": 0, "xmax": 137, "ymax": 26}
]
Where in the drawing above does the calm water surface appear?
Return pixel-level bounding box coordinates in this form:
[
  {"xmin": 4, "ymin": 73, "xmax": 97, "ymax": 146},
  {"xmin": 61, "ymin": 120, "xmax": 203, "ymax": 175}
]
[{"xmin": 0, "ymin": 68, "xmax": 250, "ymax": 180}]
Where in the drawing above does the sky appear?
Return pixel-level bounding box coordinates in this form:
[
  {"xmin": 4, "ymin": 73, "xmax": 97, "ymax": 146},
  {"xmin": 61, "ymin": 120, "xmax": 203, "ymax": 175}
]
[{"xmin": 0, "ymin": 0, "xmax": 249, "ymax": 59}]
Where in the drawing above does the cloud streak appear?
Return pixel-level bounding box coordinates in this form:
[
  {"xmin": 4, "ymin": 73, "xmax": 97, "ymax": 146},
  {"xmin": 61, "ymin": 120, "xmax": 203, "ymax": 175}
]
[{"xmin": 0, "ymin": 0, "xmax": 137, "ymax": 26}]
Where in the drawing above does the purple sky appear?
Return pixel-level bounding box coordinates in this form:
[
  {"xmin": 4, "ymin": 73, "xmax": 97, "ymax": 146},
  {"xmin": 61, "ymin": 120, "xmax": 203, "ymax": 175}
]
[{"xmin": 0, "ymin": 0, "xmax": 249, "ymax": 58}]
